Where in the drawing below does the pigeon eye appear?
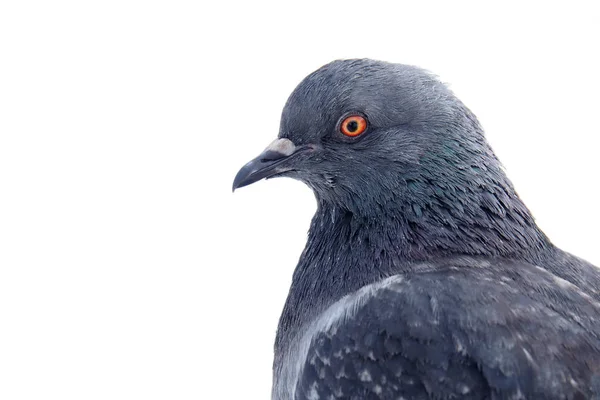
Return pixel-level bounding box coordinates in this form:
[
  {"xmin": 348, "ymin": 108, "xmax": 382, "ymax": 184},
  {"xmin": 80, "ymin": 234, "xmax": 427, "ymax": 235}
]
[{"xmin": 340, "ymin": 115, "xmax": 367, "ymax": 137}]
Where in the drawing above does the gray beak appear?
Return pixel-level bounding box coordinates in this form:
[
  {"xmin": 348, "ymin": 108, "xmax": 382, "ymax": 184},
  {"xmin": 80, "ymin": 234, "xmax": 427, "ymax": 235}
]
[{"xmin": 232, "ymin": 138, "xmax": 299, "ymax": 191}]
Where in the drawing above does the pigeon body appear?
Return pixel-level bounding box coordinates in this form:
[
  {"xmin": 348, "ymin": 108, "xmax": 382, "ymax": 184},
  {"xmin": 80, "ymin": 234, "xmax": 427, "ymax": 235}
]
[{"xmin": 233, "ymin": 59, "xmax": 600, "ymax": 399}]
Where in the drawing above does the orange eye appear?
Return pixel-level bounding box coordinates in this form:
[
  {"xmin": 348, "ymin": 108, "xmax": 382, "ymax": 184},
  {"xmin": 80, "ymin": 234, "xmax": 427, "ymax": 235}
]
[{"xmin": 340, "ymin": 115, "xmax": 367, "ymax": 137}]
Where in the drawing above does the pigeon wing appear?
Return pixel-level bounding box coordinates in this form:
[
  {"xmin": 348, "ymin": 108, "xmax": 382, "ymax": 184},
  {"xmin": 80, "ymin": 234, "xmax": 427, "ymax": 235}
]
[{"xmin": 293, "ymin": 258, "xmax": 600, "ymax": 399}]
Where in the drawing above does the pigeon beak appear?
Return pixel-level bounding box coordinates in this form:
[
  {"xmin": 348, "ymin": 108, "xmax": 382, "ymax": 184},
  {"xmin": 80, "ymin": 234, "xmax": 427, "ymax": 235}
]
[{"xmin": 232, "ymin": 138, "xmax": 299, "ymax": 191}]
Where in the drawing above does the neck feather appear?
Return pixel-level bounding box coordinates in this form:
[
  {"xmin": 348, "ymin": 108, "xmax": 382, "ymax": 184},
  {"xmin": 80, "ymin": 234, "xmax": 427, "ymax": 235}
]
[{"xmin": 275, "ymin": 177, "xmax": 551, "ymax": 353}]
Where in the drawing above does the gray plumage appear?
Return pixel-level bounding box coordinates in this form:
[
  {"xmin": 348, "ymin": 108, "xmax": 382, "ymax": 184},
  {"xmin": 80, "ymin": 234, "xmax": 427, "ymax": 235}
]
[{"xmin": 233, "ymin": 59, "xmax": 600, "ymax": 399}]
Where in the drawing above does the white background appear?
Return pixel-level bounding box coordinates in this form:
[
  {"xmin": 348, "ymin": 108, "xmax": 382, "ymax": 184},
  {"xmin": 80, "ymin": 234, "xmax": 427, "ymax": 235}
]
[{"xmin": 1, "ymin": 1, "xmax": 599, "ymax": 399}]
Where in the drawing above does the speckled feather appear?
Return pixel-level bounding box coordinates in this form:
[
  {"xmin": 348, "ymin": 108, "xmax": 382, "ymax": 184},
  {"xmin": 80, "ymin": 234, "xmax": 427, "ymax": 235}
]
[
  {"xmin": 294, "ymin": 258, "xmax": 600, "ymax": 399},
  {"xmin": 249, "ymin": 59, "xmax": 600, "ymax": 399}
]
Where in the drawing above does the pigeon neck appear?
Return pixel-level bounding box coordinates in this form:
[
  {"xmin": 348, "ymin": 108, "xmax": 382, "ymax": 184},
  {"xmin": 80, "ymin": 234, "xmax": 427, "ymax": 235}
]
[
  {"xmin": 275, "ymin": 185, "xmax": 551, "ymax": 355},
  {"xmin": 316, "ymin": 199, "xmax": 549, "ymax": 261}
]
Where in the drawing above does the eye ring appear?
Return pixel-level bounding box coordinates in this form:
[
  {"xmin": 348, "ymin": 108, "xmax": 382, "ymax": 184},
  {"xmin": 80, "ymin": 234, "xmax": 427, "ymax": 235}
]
[{"xmin": 340, "ymin": 115, "xmax": 368, "ymax": 137}]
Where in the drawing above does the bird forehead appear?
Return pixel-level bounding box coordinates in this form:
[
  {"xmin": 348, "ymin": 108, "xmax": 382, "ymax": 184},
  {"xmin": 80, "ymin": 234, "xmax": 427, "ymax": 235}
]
[
  {"xmin": 279, "ymin": 59, "xmax": 456, "ymax": 144},
  {"xmin": 285, "ymin": 60, "xmax": 436, "ymax": 110},
  {"xmin": 279, "ymin": 64, "xmax": 390, "ymax": 140}
]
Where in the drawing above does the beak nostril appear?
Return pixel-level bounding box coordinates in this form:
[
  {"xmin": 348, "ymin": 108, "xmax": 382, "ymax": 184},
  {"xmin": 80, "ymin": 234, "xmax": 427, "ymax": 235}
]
[{"xmin": 265, "ymin": 138, "xmax": 296, "ymax": 156}]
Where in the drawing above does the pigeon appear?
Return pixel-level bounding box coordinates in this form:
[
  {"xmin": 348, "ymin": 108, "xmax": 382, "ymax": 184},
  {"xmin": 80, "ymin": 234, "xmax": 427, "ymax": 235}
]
[{"xmin": 232, "ymin": 59, "xmax": 600, "ymax": 399}]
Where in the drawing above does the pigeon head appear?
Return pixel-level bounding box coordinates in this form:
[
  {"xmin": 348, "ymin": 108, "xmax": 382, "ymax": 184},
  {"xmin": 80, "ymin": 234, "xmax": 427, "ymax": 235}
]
[
  {"xmin": 236, "ymin": 60, "xmax": 502, "ymax": 214},
  {"xmin": 234, "ymin": 59, "xmax": 549, "ymax": 257}
]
